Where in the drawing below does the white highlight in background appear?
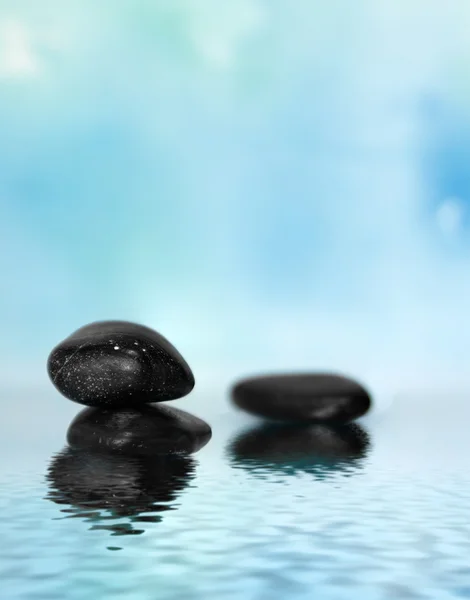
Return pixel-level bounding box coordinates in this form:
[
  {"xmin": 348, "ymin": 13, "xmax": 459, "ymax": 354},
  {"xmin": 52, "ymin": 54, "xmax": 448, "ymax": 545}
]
[
  {"xmin": 0, "ymin": 20, "xmax": 39, "ymax": 78},
  {"xmin": 436, "ymin": 198, "xmax": 464, "ymax": 235}
]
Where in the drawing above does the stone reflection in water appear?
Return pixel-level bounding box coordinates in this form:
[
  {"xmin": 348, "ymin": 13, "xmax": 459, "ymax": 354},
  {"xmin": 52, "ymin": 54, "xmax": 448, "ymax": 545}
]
[
  {"xmin": 46, "ymin": 448, "xmax": 196, "ymax": 546},
  {"xmin": 228, "ymin": 422, "xmax": 371, "ymax": 479}
]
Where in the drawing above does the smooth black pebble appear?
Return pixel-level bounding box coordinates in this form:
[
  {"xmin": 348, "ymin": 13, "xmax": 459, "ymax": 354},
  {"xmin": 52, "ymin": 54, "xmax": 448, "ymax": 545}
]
[
  {"xmin": 66, "ymin": 403, "xmax": 212, "ymax": 456},
  {"xmin": 232, "ymin": 373, "xmax": 371, "ymax": 423},
  {"xmin": 48, "ymin": 320, "xmax": 195, "ymax": 407}
]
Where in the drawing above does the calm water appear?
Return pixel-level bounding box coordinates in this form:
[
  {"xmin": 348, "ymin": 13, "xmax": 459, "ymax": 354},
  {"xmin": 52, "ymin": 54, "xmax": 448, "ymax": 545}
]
[{"xmin": 1, "ymin": 388, "xmax": 469, "ymax": 600}]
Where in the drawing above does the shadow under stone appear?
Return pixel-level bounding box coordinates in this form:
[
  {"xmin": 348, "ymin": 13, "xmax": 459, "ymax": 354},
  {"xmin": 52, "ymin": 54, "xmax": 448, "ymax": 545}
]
[{"xmin": 227, "ymin": 422, "xmax": 371, "ymax": 480}]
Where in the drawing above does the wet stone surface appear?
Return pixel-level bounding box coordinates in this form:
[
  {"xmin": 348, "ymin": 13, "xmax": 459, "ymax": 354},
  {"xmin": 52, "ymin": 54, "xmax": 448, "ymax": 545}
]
[
  {"xmin": 232, "ymin": 373, "xmax": 371, "ymax": 423},
  {"xmin": 48, "ymin": 321, "xmax": 195, "ymax": 408},
  {"xmin": 66, "ymin": 403, "xmax": 212, "ymax": 456}
]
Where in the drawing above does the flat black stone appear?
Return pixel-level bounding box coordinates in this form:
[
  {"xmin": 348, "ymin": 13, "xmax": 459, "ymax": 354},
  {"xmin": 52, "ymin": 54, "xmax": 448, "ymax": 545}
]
[
  {"xmin": 48, "ymin": 320, "xmax": 195, "ymax": 407},
  {"xmin": 46, "ymin": 448, "xmax": 195, "ymax": 537},
  {"xmin": 231, "ymin": 373, "xmax": 371, "ymax": 423},
  {"xmin": 66, "ymin": 404, "xmax": 212, "ymax": 456}
]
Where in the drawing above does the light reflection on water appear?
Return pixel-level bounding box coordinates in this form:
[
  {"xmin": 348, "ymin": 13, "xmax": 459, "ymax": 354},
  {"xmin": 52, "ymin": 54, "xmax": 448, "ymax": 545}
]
[
  {"xmin": 46, "ymin": 449, "xmax": 197, "ymax": 547},
  {"xmin": 228, "ymin": 422, "xmax": 370, "ymax": 480}
]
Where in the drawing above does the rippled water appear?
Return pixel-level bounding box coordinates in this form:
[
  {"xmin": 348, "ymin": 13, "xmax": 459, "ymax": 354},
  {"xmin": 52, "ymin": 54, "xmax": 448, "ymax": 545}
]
[{"xmin": 1, "ymin": 389, "xmax": 470, "ymax": 600}]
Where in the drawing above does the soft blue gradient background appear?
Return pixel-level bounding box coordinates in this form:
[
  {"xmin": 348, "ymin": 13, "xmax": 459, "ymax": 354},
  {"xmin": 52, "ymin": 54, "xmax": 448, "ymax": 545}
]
[{"xmin": 1, "ymin": 1, "xmax": 470, "ymax": 399}]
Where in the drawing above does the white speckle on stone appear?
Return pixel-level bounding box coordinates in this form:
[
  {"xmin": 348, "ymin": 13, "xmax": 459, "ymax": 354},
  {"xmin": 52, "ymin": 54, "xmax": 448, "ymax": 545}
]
[
  {"xmin": 114, "ymin": 346, "xmax": 120, "ymax": 350},
  {"xmin": 134, "ymin": 341, "xmax": 139, "ymax": 345},
  {"xmin": 143, "ymin": 349, "xmax": 147, "ymax": 352}
]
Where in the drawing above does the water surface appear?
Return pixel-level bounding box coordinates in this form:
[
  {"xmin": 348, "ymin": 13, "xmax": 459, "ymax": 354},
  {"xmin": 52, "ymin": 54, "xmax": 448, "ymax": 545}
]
[{"xmin": 1, "ymin": 389, "xmax": 469, "ymax": 600}]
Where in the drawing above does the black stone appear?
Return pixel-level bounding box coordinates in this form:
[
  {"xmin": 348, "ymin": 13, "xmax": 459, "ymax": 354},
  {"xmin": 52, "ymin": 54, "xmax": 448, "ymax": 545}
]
[
  {"xmin": 46, "ymin": 448, "xmax": 196, "ymax": 539},
  {"xmin": 66, "ymin": 404, "xmax": 212, "ymax": 456},
  {"xmin": 231, "ymin": 373, "xmax": 371, "ymax": 423},
  {"xmin": 48, "ymin": 320, "xmax": 195, "ymax": 407},
  {"xmin": 228, "ymin": 422, "xmax": 370, "ymax": 478}
]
